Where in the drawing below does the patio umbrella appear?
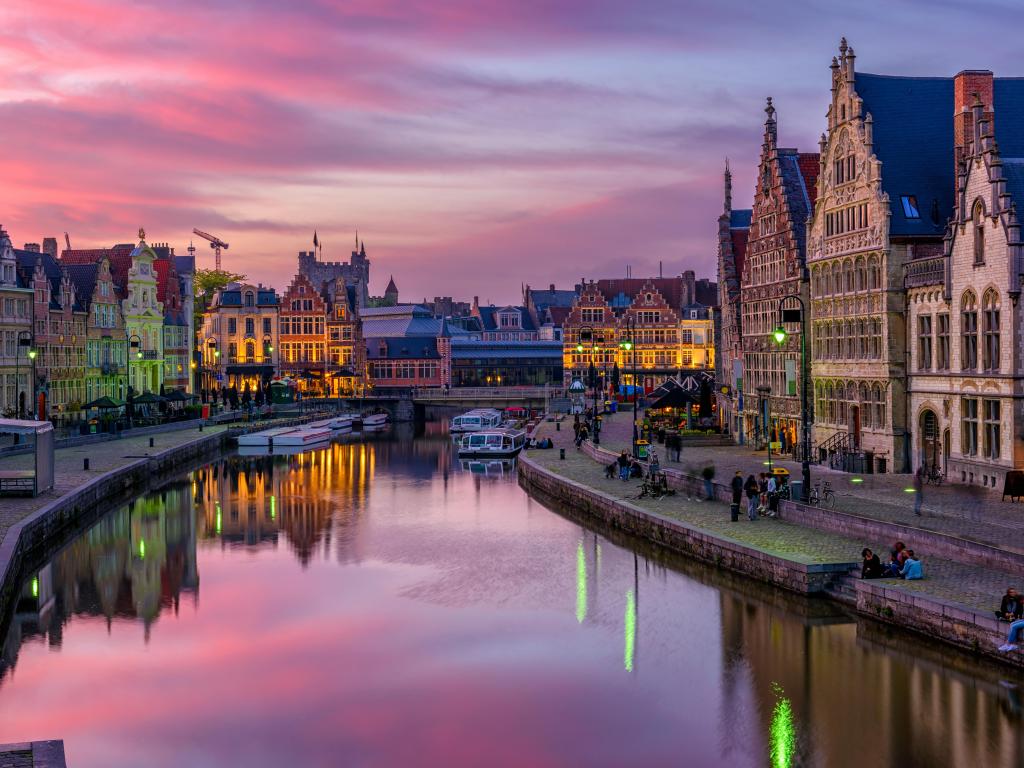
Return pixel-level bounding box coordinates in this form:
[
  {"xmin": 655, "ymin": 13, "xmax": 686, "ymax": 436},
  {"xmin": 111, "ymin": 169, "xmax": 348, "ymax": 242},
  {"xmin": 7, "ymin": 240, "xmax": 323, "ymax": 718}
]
[
  {"xmin": 164, "ymin": 389, "xmax": 196, "ymax": 402},
  {"xmin": 648, "ymin": 387, "xmax": 699, "ymax": 410},
  {"xmin": 133, "ymin": 392, "xmax": 167, "ymax": 405},
  {"xmin": 84, "ymin": 395, "xmax": 124, "ymax": 409}
]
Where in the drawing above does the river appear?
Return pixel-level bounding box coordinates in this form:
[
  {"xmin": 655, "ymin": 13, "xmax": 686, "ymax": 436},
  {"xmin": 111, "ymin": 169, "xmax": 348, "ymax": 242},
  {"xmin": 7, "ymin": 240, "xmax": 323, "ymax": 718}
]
[{"xmin": 0, "ymin": 425, "xmax": 1021, "ymax": 767}]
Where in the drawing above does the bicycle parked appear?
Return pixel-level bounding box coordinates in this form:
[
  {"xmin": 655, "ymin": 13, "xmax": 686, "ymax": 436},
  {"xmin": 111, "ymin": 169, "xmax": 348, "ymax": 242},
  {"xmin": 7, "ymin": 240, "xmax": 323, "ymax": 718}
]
[
  {"xmin": 808, "ymin": 481, "xmax": 835, "ymax": 508},
  {"xmin": 924, "ymin": 464, "xmax": 943, "ymax": 485}
]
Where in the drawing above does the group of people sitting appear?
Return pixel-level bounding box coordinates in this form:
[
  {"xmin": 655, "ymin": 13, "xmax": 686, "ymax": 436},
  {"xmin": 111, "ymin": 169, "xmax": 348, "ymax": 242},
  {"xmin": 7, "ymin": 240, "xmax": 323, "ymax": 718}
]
[
  {"xmin": 860, "ymin": 541, "xmax": 923, "ymax": 580},
  {"xmin": 997, "ymin": 588, "xmax": 1024, "ymax": 653}
]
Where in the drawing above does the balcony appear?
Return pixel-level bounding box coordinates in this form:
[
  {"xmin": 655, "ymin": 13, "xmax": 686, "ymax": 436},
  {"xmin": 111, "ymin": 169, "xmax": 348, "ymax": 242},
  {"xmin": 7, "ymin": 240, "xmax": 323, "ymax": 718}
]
[
  {"xmin": 100, "ymin": 362, "xmax": 121, "ymax": 375},
  {"xmin": 905, "ymin": 256, "xmax": 946, "ymax": 289}
]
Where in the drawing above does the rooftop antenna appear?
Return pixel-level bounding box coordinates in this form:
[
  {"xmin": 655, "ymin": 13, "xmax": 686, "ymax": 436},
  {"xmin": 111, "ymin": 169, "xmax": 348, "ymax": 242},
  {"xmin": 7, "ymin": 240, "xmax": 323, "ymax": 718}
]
[
  {"xmin": 659, "ymin": 261, "xmax": 663, "ymax": 278},
  {"xmin": 187, "ymin": 241, "xmax": 196, "ymax": 258}
]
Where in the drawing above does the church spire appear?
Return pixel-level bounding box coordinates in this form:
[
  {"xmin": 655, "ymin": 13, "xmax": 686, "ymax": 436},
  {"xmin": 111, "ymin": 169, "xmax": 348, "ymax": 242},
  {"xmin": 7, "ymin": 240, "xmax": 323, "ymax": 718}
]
[{"xmin": 723, "ymin": 159, "xmax": 732, "ymax": 215}]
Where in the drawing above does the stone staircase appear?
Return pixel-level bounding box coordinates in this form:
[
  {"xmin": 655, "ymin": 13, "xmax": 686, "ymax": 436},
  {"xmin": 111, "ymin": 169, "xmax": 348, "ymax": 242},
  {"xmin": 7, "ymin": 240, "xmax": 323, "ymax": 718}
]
[{"xmin": 823, "ymin": 572, "xmax": 859, "ymax": 606}]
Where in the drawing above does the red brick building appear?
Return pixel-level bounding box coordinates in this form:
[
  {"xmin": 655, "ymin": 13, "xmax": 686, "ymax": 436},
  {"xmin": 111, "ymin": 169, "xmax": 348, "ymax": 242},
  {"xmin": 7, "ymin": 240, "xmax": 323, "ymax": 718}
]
[{"xmin": 279, "ymin": 272, "xmax": 327, "ymax": 393}]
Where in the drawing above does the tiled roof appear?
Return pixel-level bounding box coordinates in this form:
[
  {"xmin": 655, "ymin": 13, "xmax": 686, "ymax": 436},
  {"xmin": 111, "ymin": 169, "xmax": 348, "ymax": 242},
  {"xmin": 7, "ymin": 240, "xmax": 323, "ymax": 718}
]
[
  {"xmin": 62, "ymin": 245, "xmax": 135, "ymax": 298},
  {"xmin": 365, "ymin": 336, "xmax": 440, "ymax": 360},
  {"xmin": 779, "ymin": 149, "xmax": 819, "ymax": 261},
  {"xmin": 475, "ymin": 305, "xmax": 537, "ymax": 332},
  {"xmin": 545, "ymin": 306, "xmax": 571, "ymax": 326},
  {"xmin": 694, "ymin": 280, "xmax": 718, "ymax": 307},
  {"xmin": 594, "ymin": 278, "xmax": 685, "ymax": 311},
  {"xmin": 64, "ymin": 263, "xmax": 99, "ymax": 309},
  {"xmin": 729, "ymin": 209, "xmax": 752, "ymax": 229},
  {"xmin": 528, "ymin": 287, "xmax": 577, "ymax": 311},
  {"xmin": 15, "ymin": 249, "xmax": 65, "ymax": 308},
  {"xmin": 361, "ymin": 316, "xmax": 443, "ymax": 337},
  {"xmin": 854, "ymin": 73, "xmax": 954, "ymax": 237},
  {"xmin": 173, "ymin": 254, "xmax": 195, "ymax": 275},
  {"xmin": 360, "ymin": 304, "xmax": 431, "ymax": 317},
  {"xmin": 1001, "ymin": 159, "xmax": 1024, "ymax": 210},
  {"xmin": 993, "ymin": 80, "xmax": 1024, "ymax": 158}
]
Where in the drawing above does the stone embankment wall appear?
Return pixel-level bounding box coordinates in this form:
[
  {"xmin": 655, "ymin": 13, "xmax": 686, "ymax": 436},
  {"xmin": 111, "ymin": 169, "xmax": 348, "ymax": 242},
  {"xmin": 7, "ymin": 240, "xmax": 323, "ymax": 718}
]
[{"xmin": 518, "ymin": 456, "xmax": 853, "ymax": 595}]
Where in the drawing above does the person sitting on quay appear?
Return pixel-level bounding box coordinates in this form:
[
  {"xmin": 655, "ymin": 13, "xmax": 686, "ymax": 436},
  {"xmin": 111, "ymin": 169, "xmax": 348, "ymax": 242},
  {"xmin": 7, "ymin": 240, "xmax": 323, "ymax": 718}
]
[
  {"xmin": 629, "ymin": 458, "xmax": 644, "ymax": 479},
  {"xmin": 575, "ymin": 424, "xmax": 589, "ymax": 448},
  {"xmin": 743, "ymin": 473, "xmax": 760, "ymax": 521},
  {"xmin": 861, "ymin": 548, "xmax": 884, "ymax": 579},
  {"xmin": 898, "ymin": 550, "xmax": 923, "ymax": 580},
  {"xmin": 997, "ymin": 587, "xmax": 1024, "ymax": 622},
  {"xmin": 883, "ymin": 551, "xmax": 902, "ymax": 578},
  {"xmin": 605, "ymin": 460, "xmax": 617, "ymax": 480},
  {"xmin": 998, "ymin": 617, "xmax": 1024, "ymax": 653}
]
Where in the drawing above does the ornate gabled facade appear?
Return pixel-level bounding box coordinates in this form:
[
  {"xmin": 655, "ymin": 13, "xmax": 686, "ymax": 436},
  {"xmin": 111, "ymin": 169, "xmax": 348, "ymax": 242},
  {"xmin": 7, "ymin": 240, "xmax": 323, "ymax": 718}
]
[
  {"xmin": 324, "ymin": 280, "xmax": 364, "ymax": 397},
  {"xmin": 0, "ymin": 228, "xmax": 33, "ymax": 417},
  {"xmin": 716, "ymin": 163, "xmax": 750, "ymax": 438},
  {"xmin": 65, "ymin": 257, "xmax": 125, "ymax": 404},
  {"xmin": 739, "ymin": 99, "xmax": 819, "ymax": 452},
  {"xmin": 908, "ymin": 71, "xmax": 1024, "ymax": 488},
  {"xmin": 279, "ymin": 272, "xmax": 327, "ymax": 393},
  {"xmin": 808, "ymin": 39, "xmax": 952, "ymax": 473}
]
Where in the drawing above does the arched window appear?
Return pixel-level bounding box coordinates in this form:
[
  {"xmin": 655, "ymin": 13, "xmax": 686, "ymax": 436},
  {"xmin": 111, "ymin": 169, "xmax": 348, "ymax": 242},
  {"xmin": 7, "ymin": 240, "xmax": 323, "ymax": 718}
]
[
  {"xmin": 838, "ymin": 382, "xmax": 848, "ymax": 426},
  {"xmin": 832, "ymin": 263, "xmax": 842, "ymax": 295},
  {"xmin": 245, "ymin": 291, "xmax": 255, "ymax": 307},
  {"xmin": 973, "ymin": 200, "xmax": 986, "ymax": 265},
  {"xmin": 859, "ymin": 382, "xmax": 872, "ymax": 428},
  {"xmin": 961, "ymin": 291, "xmax": 978, "ymax": 371},
  {"xmin": 983, "ymin": 289, "xmax": 1000, "ymax": 372},
  {"xmin": 843, "ymin": 260, "xmax": 854, "ymax": 293},
  {"xmin": 867, "ymin": 256, "xmax": 880, "ymax": 290},
  {"xmin": 855, "ymin": 257, "xmax": 866, "ymax": 291},
  {"xmin": 812, "ymin": 266, "xmax": 821, "ymax": 297},
  {"xmin": 245, "ymin": 340, "xmax": 255, "ymax": 362},
  {"xmin": 825, "ymin": 382, "xmax": 835, "ymax": 423},
  {"xmin": 142, "ymin": 291, "xmax": 148, "ymax": 306},
  {"xmin": 872, "ymin": 383, "xmax": 885, "ymax": 428}
]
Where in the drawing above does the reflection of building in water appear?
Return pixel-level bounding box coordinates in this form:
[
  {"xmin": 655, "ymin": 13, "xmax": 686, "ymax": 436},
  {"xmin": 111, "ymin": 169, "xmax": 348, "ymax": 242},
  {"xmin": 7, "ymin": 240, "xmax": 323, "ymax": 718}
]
[
  {"xmin": 717, "ymin": 589, "xmax": 1023, "ymax": 767},
  {"xmin": 192, "ymin": 442, "xmax": 379, "ymax": 566},
  {"xmin": 1, "ymin": 483, "xmax": 198, "ymax": 680}
]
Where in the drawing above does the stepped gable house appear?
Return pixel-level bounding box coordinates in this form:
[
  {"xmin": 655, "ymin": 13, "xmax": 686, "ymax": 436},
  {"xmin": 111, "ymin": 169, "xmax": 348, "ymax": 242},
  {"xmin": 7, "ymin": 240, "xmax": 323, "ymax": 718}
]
[{"xmin": 739, "ymin": 98, "xmax": 819, "ymax": 452}]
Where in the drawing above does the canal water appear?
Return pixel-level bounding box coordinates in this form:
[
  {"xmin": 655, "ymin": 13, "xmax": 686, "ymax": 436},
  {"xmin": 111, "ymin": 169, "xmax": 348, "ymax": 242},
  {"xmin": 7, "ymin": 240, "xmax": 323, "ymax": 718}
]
[{"xmin": 0, "ymin": 426, "xmax": 1021, "ymax": 767}]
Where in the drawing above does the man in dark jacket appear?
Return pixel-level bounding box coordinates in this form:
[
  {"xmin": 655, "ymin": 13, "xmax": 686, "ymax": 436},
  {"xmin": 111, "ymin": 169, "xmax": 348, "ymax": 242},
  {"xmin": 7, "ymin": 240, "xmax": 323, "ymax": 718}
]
[
  {"xmin": 743, "ymin": 474, "xmax": 760, "ymax": 521},
  {"xmin": 998, "ymin": 588, "xmax": 1024, "ymax": 621},
  {"xmin": 730, "ymin": 471, "xmax": 744, "ymax": 505}
]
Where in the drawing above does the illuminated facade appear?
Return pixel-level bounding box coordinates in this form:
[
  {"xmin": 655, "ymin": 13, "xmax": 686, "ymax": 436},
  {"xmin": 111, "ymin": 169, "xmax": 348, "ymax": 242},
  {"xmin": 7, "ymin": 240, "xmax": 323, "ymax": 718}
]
[
  {"xmin": 199, "ymin": 283, "xmax": 279, "ymax": 392},
  {"xmin": 279, "ymin": 272, "xmax": 327, "ymax": 393},
  {"xmin": 563, "ymin": 274, "xmax": 716, "ymax": 393},
  {"xmin": 65, "ymin": 256, "xmax": 126, "ymax": 403},
  {"xmin": 0, "ymin": 228, "xmax": 34, "ymax": 417}
]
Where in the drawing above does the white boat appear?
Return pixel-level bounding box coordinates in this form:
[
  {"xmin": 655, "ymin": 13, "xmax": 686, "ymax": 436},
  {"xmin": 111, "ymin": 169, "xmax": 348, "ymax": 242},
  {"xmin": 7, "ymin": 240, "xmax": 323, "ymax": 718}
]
[
  {"xmin": 272, "ymin": 426, "xmax": 333, "ymax": 446},
  {"xmin": 327, "ymin": 414, "xmax": 357, "ymax": 431},
  {"xmin": 361, "ymin": 412, "xmax": 389, "ymax": 428},
  {"xmin": 450, "ymin": 409, "xmax": 503, "ymax": 433},
  {"xmin": 460, "ymin": 459, "xmax": 516, "ymax": 476},
  {"xmin": 237, "ymin": 426, "xmax": 301, "ymax": 447},
  {"xmin": 457, "ymin": 428, "xmax": 526, "ymax": 458}
]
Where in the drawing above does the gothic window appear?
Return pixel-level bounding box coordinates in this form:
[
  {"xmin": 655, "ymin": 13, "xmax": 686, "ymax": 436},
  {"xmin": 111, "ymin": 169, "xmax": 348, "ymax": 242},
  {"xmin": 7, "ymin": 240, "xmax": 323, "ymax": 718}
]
[
  {"xmin": 873, "ymin": 383, "xmax": 885, "ymax": 427},
  {"xmin": 961, "ymin": 291, "xmax": 978, "ymax": 371},
  {"xmin": 867, "ymin": 256, "xmax": 881, "ymax": 291},
  {"xmin": 859, "ymin": 382, "xmax": 872, "ymax": 428},
  {"xmin": 983, "ymin": 289, "xmax": 1000, "ymax": 372},
  {"xmin": 936, "ymin": 313, "xmax": 950, "ymax": 370},
  {"xmin": 832, "ymin": 263, "xmax": 842, "ymax": 295},
  {"xmin": 973, "ymin": 200, "xmax": 986, "ymax": 265},
  {"xmin": 843, "ymin": 260, "xmax": 854, "ymax": 293},
  {"xmin": 918, "ymin": 314, "xmax": 932, "ymax": 370},
  {"xmin": 961, "ymin": 397, "xmax": 979, "ymax": 456},
  {"xmin": 855, "ymin": 257, "xmax": 866, "ymax": 292},
  {"xmin": 984, "ymin": 399, "xmax": 1001, "ymax": 460}
]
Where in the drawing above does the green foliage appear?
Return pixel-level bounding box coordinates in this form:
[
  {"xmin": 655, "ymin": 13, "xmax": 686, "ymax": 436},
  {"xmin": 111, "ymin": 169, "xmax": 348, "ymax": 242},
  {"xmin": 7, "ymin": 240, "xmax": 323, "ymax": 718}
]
[{"xmin": 194, "ymin": 268, "xmax": 247, "ymax": 324}]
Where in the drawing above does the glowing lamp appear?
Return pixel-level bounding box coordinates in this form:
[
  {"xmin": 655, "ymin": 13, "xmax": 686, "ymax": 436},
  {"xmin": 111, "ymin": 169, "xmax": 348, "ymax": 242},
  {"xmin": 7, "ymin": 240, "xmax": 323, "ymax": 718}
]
[{"xmin": 772, "ymin": 327, "xmax": 788, "ymax": 345}]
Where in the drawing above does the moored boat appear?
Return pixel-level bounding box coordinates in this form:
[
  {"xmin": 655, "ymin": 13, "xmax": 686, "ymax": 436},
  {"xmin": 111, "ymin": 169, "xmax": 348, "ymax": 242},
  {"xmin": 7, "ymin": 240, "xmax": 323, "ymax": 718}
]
[
  {"xmin": 237, "ymin": 426, "xmax": 301, "ymax": 447},
  {"xmin": 457, "ymin": 428, "xmax": 526, "ymax": 458},
  {"xmin": 449, "ymin": 408, "xmax": 503, "ymax": 433},
  {"xmin": 272, "ymin": 426, "xmax": 333, "ymax": 446},
  {"xmin": 362, "ymin": 411, "xmax": 389, "ymax": 428}
]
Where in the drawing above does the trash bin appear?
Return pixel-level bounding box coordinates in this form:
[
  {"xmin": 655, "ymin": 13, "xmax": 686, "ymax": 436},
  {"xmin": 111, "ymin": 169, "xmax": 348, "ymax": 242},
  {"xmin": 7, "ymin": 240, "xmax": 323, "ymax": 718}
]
[
  {"xmin": 608, "ymin": 400, "xmax": 617, "ymax": 413},
  {"xmin": 635, "ymin": 440, "xmax": 650, "ymax": 460},
  {"xmin": 89, "ymin": 418, "xmax": 98, "ymax": 434},
  {"xmin": 789, "ymin": 480, "xmax": 803, "ymax": 504},
  {"xmin": 730, "ymin": 503, "xmax": 739, "ymax": 522}
]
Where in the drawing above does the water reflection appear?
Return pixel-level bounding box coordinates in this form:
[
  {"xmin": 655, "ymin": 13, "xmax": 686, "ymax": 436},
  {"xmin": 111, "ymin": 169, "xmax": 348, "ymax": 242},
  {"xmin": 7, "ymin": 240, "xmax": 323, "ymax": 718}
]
[{"xmin": 0, "ymin": 431, "xmax": 1020, "ymax": 768}]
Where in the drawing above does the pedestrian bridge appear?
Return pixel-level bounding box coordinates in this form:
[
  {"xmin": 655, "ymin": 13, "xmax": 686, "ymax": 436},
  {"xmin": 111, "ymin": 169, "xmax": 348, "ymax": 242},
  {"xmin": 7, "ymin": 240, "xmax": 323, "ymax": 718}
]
[{"xmin": 411, "ymin": 386, "xmax": 566, "ymax": 408}]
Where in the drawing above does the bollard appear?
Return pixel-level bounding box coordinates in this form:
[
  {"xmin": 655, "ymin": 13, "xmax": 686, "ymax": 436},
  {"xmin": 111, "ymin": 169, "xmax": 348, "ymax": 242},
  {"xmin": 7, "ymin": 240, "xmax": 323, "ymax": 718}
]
[
  {"xmin": 199, "ymin": 423, "xmax": 203, "ymax": 432},
  {"xmin": 559, "ymin": 448, "xmax": 565, "ymax": 460},
  {"xmin": 730, "ymin": 503, "xmax": 739, "ymax": 522},
  {"xmin": 149, "ymin": 437, "xmax": 154, "ymax": 448},
  {"xmin": 84, "ymin": 458, "xmax": 90, "ymax": 471}
]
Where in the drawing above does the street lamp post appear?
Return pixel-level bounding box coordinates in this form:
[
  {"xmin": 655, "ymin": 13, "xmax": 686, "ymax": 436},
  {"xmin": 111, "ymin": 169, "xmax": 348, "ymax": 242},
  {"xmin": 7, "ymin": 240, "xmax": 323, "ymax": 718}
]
[
  {"xmin": 620, "ymin": 316, "xmax": 639, "ymax": 456},
  {"xmin": 263, "ymin": 334, "xmax": 274, "ymax": 402},
  {"xmin": 756, "ymin": 385, "xmax": 772, "ymax": 472},
  {"xmin": 575, "ymin": 324, "xmax": 601, "ymax": 445},
  {"xmin": 14, "ymin": 331, "xmax": 33, "ymax": 418},
  {"xmin": 126, "ymin": 333, "xmax": 142, "ymax": 426},
  {"xmin": 772, "ymin": 294, "xmax": 811, "ymax": 502}
]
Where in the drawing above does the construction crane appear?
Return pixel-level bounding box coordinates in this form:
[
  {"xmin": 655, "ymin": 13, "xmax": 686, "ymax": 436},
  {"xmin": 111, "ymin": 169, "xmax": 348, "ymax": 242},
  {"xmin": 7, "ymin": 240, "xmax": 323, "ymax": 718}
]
[{"xmin": 192, "ymin": 228, "xmax": 229, "ymax": 271}]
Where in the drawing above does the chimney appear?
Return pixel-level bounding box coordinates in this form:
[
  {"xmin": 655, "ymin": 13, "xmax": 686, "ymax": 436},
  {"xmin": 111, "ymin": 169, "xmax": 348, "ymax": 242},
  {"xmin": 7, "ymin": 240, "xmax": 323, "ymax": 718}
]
[
  {"xmin": 549, "ymin": 283, "xmax": 555, "ymax": 292},
  {"xmin": 42, "ymin": 237, "xmax": 58, "ymax": 257},
  {"xmin": 954, "ymin": 70, "xmax": 994, "ymax": 174},
  {"xmin": 23, "ymin": 243, "xmax": 40, "ymax": 253},
  {"xmin": 682, "ymin": 270, "xmax": 696, "ymax": 306},
  {"xmin": 472, "ymin": 296, "xmax": 479, "ymax": 312}
]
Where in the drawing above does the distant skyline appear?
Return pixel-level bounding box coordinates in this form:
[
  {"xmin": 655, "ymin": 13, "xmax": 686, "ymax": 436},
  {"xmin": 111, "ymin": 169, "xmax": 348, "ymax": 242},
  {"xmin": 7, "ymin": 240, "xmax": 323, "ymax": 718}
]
[{"xmin": 1, "ymin": 0, "xmax": 1021, "ymax": 302}]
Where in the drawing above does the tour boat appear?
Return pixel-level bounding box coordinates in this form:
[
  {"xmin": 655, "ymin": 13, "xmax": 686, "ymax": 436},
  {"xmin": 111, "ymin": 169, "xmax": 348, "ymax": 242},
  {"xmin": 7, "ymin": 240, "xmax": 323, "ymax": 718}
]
[
  {"xmin": 457, "ymin": 428, "xmax": 526, "ymax": 458},
  {"xmin": 460, "ymin": 459, "xmax": 517, "ymax": 476},
  {"xmin": 272, "ymin": 426, "xmax": 333, "ymax": 446},
  {"xmin": 327, "ymin": 413, "xmax": 357, "ymax": 431},
  {"xmin": 237, "ymin": 426, "xmax": 301, "ymax": 447},
  {"xmin": 449, "ymin": 409, "xmax": 503, "ymax": 433}
]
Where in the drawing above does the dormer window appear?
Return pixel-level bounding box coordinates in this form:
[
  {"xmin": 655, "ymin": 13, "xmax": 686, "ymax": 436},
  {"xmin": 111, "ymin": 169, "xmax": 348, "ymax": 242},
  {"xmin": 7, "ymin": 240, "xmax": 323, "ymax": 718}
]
[
  {"xmin": 901, "ymin": 196, "xmax": 920, "ymax": 219},
  {"xmin": 245, "ymin": 291, "xmax": 255, "ymax": 307},
  {"xmin": 498, "ymin": 310, "xmax": 521, "ymax": 329}
]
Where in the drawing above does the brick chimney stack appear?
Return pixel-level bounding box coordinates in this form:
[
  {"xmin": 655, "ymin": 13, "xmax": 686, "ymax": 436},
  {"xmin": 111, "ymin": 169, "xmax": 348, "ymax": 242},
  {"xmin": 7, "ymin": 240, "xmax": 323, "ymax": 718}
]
[
  {"xmin": 23, "ymin": 243, "xmax": 40, "ymax": 253},
  {"xmin": 954, "ymin": 70, "xmax": 994, "ymax": 175},
  {"xmin": 42, "ymin": 237, "xmax": 57, "ymax": 257}
]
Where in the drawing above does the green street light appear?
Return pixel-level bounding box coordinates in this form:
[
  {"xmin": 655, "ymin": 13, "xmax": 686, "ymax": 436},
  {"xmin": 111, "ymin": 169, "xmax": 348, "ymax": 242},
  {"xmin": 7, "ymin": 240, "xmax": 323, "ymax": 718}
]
[
  {"xmin": 621, "ymin": 340, "xmax": 633, "ymax": 351},
  {"xmin": 576, "ymin": 343, "xmax": 584, "ymax": 353},
  {"xmin": 27, "ymin": 349, "xmax": 37, "ymax": 360},
  {"xmin": 772, "ymin": 327, "xmax": 788, "ymax": 345}
]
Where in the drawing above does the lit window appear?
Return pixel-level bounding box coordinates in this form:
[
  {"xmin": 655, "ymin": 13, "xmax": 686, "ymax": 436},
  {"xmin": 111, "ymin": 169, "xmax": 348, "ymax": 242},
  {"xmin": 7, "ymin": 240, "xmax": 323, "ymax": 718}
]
[{"xmin": 901, "ymin": 196, "xmax": 920, "ymax": 219}]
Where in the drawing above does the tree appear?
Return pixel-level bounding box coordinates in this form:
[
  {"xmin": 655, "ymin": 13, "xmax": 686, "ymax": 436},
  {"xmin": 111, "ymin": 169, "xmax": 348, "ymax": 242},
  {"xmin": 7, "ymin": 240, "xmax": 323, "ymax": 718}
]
[
  {"xmin": 610, "ymin": 363, "xmax": 620, "ymax": 395},
  {"xmin": 194, "ymin": 268, "xmax": 247, "ymax": 326}
]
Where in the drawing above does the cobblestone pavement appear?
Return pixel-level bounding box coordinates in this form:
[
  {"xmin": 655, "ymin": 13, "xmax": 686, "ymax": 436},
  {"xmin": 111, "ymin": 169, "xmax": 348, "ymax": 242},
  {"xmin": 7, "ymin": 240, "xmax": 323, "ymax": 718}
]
[
  {"xmin": 530, "ymin": 418, "xmax": 1024, "ymax": 617},
  {"xmin": 0, "ymin": 424, "xmax": 228, "ymax": 548},
  {"xmin": 590, "ymin": 411, "xmax": 1024, "ymax": 555}
]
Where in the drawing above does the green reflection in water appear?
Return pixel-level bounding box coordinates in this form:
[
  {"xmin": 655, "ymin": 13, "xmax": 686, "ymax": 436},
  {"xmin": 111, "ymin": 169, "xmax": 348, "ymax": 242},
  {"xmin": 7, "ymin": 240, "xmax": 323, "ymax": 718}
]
[
  {"xmin": 215, "ymin": 501, "xmax": 222, "ymax": 535},
  {"xmin": 139, "ymin": 538, "xmax": 146, "ymax": 559},
  {"xmin": 31, "ymin": 577, "xmax": 38, "ymax": 598},
  {"xmin": 770, "ymin": 683, "xmax": 796, "ymax": 768},
  {"xmin": 271, "ymin": 495, "xmax": 277, "ymax": 520},
  {"xmin": 624, "ymin": 589, "xmax": 636, "ymax": 672},
  {"xmin": 575, "ymin": 542, "xmax": 587, "ymax": 624}
]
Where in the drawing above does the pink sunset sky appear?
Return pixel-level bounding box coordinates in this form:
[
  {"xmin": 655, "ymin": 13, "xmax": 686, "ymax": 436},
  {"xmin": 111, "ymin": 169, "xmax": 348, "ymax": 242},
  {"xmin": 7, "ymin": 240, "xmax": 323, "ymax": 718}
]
[{"xmin": 1, "ymin": 0, "xmax": 1020, "ymax": 303}]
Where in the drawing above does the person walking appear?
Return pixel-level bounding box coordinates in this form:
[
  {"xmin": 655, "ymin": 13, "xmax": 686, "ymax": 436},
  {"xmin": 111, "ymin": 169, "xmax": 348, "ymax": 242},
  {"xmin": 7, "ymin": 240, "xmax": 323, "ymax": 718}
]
[
  {"xmin": 913, "ymin": 465, "xmax": 924, "ymax": 516},
  {"xmin": 744, "ymin": 473, "xmax": 760, "ymax": 521}
]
